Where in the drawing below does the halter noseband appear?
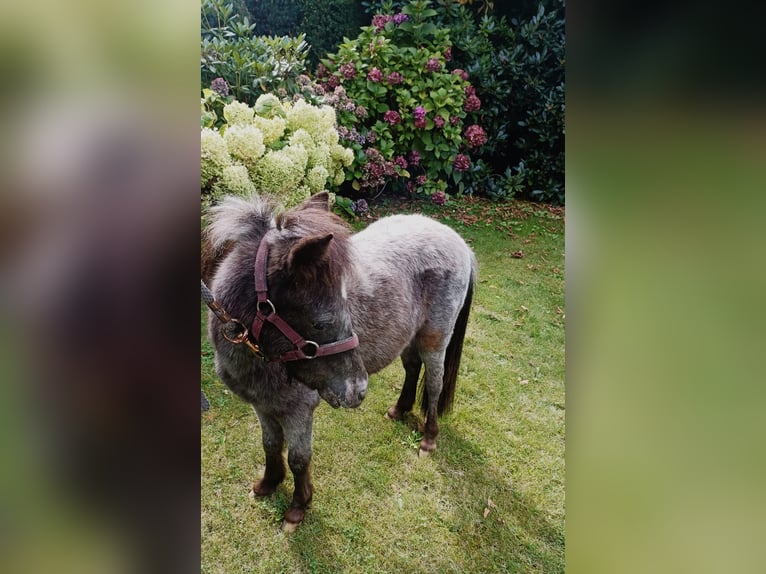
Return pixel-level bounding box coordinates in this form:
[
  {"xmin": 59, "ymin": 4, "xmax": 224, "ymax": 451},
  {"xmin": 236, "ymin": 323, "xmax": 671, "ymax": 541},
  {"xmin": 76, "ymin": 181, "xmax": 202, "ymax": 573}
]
[{"xmin": 250, "ymin": 231, "xmax": 359, "ymax": 362}]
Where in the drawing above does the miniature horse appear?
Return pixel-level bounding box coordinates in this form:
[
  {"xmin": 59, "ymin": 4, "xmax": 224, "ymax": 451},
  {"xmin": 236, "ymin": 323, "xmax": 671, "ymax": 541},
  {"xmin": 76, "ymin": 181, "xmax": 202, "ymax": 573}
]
[{"xmin": 204, "ymin": 192, "xmax": 476, "ymax": 530}]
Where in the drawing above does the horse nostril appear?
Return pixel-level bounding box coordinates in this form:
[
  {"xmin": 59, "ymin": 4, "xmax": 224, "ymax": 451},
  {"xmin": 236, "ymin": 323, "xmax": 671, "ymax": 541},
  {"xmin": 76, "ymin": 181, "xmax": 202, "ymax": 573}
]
[{"xmin": 357, "ymin": 389, "xmax": 366, "ymax": 402}]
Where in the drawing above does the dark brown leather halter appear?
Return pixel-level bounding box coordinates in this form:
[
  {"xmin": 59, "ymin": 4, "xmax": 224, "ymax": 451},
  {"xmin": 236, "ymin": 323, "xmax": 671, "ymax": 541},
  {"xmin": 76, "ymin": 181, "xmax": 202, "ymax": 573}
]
[{"xmin": 251, "ymin": 230, "xmax": 359, "ymax": 362}]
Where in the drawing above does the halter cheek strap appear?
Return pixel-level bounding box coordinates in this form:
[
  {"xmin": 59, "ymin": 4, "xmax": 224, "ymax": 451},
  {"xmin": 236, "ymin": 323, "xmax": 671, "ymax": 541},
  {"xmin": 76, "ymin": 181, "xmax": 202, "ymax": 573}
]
[{"xmin": 251, "ymin": 231, "xmax": 359, "ymax": 362}]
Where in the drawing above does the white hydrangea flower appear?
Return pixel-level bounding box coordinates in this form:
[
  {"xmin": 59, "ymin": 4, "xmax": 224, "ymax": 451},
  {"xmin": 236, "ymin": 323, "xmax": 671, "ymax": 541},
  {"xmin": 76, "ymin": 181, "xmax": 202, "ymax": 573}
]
[
  {"xmin": 224, "ymin": 124, "xmax": 266, "ymax": 167},
  {"xmin": 284, "ymin": 185, "xmax": 312, "ymax": 209},
  {"xmin": 214, "ymin": 164, "xmax": 256, "ymax": 197},
  {"xmin": 201, "ymin": 127, "xmax": 231, "ymax": 187},
  {"xmin": 286, "ymin": 100, "xmax": 336, "ymax": 140},
  {"xmin": 223, "ymin": 101, "xmax": 255, "ymax": 125},
  {"xmin": 305, "ymin": 165, "xmax": 330, "ymax": 193},
  {"xmin": 282, "ymin": 144, "xmax": 308, "ymax": 176},
  {"xmin": 253, "ymin": 116, "xmax": 287, "ymax": 146},
  {"xmin": 251, "ymin": 149, "xmax": 304, "ymax": 195}
]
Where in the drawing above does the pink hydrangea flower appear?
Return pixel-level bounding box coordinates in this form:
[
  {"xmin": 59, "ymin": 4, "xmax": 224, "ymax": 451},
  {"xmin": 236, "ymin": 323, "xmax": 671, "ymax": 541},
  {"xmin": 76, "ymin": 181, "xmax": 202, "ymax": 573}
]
[
  {"xmin": 433, "ymin": 116, "xmax": 445, "ymax": 128},
  {"xmin": 463, "ymin": 94, "xmax": 481, "ymax": 112},
  {"xmin": 383, "ymin": 110, "xmax": 402, "ymax": 125},
  {"xmin": 464, "ymin": 124, "xmax": 488, "ymax": 148},
  {"xmin": 444, "ymin": 47, "xmax": 452, "ymax": 62},
  {"xmin": 386, "ymin": 71, "xmax": 404, "ymax": 85},
  {"xmin": 372, "ymin": 14, "xmax": 392, "ymax": 31},
  {"xmin": 416, "ymin": 175, "xmax": 427, "ymax": 186},
  {"xmin": 454, "ymin": 153, "xmax": 471, "ymax": 171},
  {"xmin": 408, "ymin": 150, "xmax": 421, "ymax": 166},
  {"xmin": 367, "ymin": 67, "xmax": 383, "ymax": 82},
  {"xmin": 431, "ymin": 190, "xmax": 447, "ymax": 205},
  {"xmin": 339, "ymin": 62, "xmax": 356, "ymax": 79},
  {"xmin": 425, "ymin": 58, "xmax": 441, "ymax": 72},
  {"xmin": 452, "ymin": 69, "xmax": 469, "ymax": 81}
]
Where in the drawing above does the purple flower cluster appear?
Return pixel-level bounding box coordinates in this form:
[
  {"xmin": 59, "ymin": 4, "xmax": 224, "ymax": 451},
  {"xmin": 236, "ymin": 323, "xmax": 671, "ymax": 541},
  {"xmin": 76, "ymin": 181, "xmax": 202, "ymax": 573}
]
[
  {"xmin": 425, "ymin": 58, "xmax": 441, "ymax": 72},
  {"xmin": 413, "ymin": 106, "xmax": 426, "ymax": 129},
  {"xmin": 383, "ymin": 110, "xmax": 402, "ymax": 125},
  {"xmin": 386, "ymin": 71, "xmax": 404, "ymax": 85},
  {"xmin": 394, "ymin": 155, "xmax": 408, "ymax": 170},
  {"xmin": 450, "ymin": 115, "xmax": 460, "ymax": 126},
  {"xmin": 464, "ymin": 124, "xmax": 488, "ymax": 148},
  {"xmin": 337, "ymin": 125, "xmax": 367, "ymax": 146},
  {"xmin": 210, "ymin": 77, "xmax": 230, "ymax": 97},
  {"xmin": 367, "ymin": 67, "xmax": 383, "ymax": 82},
  {"xmin": 361, "ymin": 148, "xmax": 397, "ymax": 189},
  {"xmin": 340, "ymin": 62, "xmax": 357, "ymax": 79},
  {"xmin": 354, "ymin": 105, "xmax": 368, "ymax": 119},
  {"xmin": 433, "ymin": 116, "xmax": 445, "ymax": 129},
  {"xmin": 351, "ymin": 199, "xmax": 368, "ymax": 215},
  {"xmin": 454, "ymin": 153, "xmax": 471, "ymax": 171},
  {"xmin": 416, "ymin": 175, "xmax": 427, "ymax": 186},
  {"xmin": 431, "ymin": 191, "xmax": 447, "ymax": 205},
  {"xmin": 372, "ymin": 14, "xmax": 393, "ymax": 31},
  {"xmin": 408, "ymin": 150, "xmax": 421, "ymax": 166},
  {"xmin": 316, "ymin": 63, "xmax": 329, "ymax": 78},
  {"xmin": 444, "ymin": 47, "xmax": 452, "ymax": 62},
  {"xmin": 392, "ymin": 13, "xmax": 409, "ymax": 25}
]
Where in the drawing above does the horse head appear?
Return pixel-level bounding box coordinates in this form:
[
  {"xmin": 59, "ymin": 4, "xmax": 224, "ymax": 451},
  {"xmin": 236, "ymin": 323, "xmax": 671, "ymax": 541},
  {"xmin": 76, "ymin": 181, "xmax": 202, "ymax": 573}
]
[{"xmin": 257, "ymin": 193, "xmax": 368, "ymax": 408}]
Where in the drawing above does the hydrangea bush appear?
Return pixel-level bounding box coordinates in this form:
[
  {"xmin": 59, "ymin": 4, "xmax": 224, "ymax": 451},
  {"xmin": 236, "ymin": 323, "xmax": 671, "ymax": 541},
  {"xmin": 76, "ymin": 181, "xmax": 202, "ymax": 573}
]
[
  {"xmin": 201, "ymin": 93, "xmax": 353, "ymax": 208},
  {"xmin": 318, "ymin": 0, "xmax": 486, "ymax": 200}
]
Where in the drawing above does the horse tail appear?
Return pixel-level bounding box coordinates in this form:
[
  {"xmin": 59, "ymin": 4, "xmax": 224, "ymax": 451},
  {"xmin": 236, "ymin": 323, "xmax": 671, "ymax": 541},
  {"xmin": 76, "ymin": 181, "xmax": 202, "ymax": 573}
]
[{"xmin": 421, "ymin": 261, "xmax": 476, "ymax": 417}]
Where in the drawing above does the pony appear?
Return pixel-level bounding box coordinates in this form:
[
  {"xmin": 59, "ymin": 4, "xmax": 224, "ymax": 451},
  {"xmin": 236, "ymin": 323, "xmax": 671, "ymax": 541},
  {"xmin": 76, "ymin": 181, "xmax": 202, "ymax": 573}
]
[{"xmin": 204, "ymin": 192, "xmax": 476, "ymax": 531}]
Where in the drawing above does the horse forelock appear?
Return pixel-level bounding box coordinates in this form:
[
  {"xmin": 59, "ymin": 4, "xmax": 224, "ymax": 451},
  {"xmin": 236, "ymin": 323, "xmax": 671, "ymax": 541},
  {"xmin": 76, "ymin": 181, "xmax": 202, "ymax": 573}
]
[
  {"xmin": 268, "ymin": 207, "xmax": 353, "ymax": 292},
  {"xmin": 204, "ymin": 194, "xmax": 277, "ymax": 250}
]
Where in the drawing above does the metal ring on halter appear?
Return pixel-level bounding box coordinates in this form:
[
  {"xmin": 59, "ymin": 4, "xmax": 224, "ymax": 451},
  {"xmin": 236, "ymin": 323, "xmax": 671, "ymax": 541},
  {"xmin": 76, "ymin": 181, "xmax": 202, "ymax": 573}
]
[
  {"xmin": 301, "ymin": 341, "xmax": 319, "ymax": 359},
  {"xmin": 257, "ymin": 299, "xmax": 276, "ymax": 316},
  {"xmin": 221, "ymin": 319, "xmax": 250, "ymax": 344}
]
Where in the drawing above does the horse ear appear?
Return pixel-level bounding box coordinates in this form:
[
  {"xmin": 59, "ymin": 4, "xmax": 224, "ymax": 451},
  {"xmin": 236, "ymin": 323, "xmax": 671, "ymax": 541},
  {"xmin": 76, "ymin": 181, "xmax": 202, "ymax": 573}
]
[
  {"xmin": 287, "ymin": 233, "xmax": 334, "ymax": 270},
  {"xmin": 298, "ymin": 192, "xmax": 331, "ymax": 212}
]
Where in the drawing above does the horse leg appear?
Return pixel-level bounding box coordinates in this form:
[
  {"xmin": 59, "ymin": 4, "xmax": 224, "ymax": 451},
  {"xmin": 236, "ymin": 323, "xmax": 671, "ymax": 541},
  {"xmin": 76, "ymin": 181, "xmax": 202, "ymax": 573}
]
[
  {"xmin": 386, "ymin": 344, "xmax": 422, "ymax": 420},
  {"xmin": 252, "ymin": 410, "xmax": 286, "ymax": 496},
  {"xmin": 281, "ymin": 410, "xmax": 315, "ymax": 532},
  {"xmin": 418, "ymin": 350, "xmax": 446, "ymax": 457}
]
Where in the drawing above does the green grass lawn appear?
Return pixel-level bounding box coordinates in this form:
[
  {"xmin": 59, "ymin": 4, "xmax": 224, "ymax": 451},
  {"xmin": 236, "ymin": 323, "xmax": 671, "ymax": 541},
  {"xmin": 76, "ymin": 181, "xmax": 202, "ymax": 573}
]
[{"xmin": 201, "ymin": 197, "xmax": 564, "ymax": 573}]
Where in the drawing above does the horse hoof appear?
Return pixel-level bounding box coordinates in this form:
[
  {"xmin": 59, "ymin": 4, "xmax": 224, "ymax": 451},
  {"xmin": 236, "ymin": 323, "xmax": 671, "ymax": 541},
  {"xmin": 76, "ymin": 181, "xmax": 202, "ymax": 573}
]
[
  {"xmin": 283, "ymin": 507, "xmax": 305, "ymax": 532},
  {"xmin": 252, "ymin": 480, "xmax": 278, "ymax": 497},
  {"xmin": 418, "ymin": 438, "xmax": 436, "ymax": 457},
  {"xmin": 385, "ymin": 406, "xmax": 403, "ymax": 420},
  {"xmin": 282, "ymin": 520, "xmax": 300, "ymax": 533}
]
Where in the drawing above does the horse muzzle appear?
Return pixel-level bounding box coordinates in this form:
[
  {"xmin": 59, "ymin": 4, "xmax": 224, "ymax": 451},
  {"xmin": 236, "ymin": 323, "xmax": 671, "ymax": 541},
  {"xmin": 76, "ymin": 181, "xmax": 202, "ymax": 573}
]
[{"xmin": 319, "ymin": 375, "xmax": 368, "ymax": 409}]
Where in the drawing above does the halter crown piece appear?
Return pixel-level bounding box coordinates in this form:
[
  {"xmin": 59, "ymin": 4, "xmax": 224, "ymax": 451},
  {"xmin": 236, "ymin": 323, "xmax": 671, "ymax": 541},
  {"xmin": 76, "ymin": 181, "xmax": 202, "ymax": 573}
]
[{"xmin": 250, "ymin": 230, "xmax": 360, "ymax": 362}]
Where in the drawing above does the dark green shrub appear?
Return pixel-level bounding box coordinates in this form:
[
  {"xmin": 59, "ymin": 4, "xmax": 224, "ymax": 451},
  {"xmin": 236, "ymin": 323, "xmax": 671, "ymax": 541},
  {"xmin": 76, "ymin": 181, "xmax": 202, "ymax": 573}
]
[
  {"xmin": 301, "ymin": 0, "xmax": 367, "ymax": 65},
  {"xmin": 201, "ymin": 0, "xmax": 310, "ymax": 105},
  {"xmin": 244, "ymin": 0, "xmax": 304, "ymax": 36},
  {"xmin": 438, "ymin": 2, "xmax": 565, "ymax": 203}
]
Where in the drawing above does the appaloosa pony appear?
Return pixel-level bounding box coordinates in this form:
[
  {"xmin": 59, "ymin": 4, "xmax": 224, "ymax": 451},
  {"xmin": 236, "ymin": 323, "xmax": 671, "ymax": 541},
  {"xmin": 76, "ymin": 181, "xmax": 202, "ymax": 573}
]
[{"xmin": 204, "ymin": 192, "xmax": 476, "ymax": 530}]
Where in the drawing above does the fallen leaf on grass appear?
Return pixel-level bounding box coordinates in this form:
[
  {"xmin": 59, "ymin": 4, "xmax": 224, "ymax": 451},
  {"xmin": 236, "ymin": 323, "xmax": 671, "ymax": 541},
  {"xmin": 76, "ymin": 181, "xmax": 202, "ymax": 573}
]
[
  {"xmin": 483, "ymin": 507, "xmax": 490, "ymax": 518},
  {"xmin": 519, "ymin": 379, "xmax": 529, "ymax": 385},
  {"xmin": 511, "ymin": 250, "xmax": 524, "ymax": 258},
  {"xmin": 487, "ymin": 498, "xmax": 497, "ymax": 509}
]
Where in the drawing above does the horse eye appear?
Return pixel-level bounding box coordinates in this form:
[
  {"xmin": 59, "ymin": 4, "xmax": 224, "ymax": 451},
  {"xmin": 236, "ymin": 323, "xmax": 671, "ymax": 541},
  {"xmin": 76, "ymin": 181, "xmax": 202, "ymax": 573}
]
[{"xmin": 312, "ymin": 322, "xmax": 326, "ymax": 331}]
